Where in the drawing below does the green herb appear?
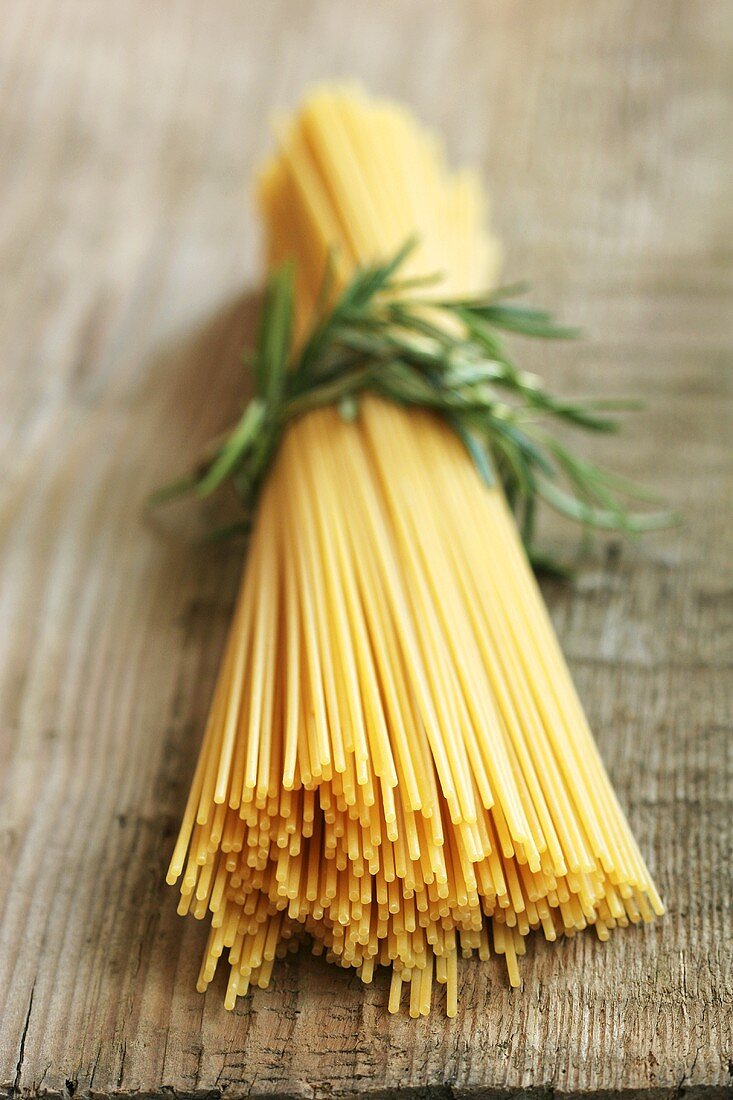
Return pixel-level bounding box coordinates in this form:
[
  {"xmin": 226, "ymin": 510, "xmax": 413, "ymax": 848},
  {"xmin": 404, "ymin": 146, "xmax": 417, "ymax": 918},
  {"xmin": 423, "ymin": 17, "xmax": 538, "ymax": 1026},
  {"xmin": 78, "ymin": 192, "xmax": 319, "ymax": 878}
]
[{"xmin": 150, "ymin": 241, "xmax": 677, "ymax": 566}]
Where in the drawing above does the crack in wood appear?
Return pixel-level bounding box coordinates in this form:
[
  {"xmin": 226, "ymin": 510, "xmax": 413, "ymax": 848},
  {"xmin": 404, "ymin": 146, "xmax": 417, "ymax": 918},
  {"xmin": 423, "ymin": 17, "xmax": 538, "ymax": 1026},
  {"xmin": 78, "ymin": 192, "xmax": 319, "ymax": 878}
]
[{"xmin": 11, "ymin": 983, "xmax": 35, "ymax": 1098}]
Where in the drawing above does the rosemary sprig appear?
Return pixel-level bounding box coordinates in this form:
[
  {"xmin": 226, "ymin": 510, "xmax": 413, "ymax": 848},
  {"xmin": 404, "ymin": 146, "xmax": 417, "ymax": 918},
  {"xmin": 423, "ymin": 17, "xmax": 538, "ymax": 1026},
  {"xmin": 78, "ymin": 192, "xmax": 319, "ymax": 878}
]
[{"xmin": 151, "ymin": 242, "xmax": 677, "ymax": 566}]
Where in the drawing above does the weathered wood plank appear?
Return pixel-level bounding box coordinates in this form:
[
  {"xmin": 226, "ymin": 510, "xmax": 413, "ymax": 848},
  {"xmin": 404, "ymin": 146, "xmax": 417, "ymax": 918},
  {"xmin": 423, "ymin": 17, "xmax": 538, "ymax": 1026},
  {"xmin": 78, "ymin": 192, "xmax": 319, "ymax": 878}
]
[{"xmin": 0, "ymin": 1, "xmax": 731, "ymax": 1096}]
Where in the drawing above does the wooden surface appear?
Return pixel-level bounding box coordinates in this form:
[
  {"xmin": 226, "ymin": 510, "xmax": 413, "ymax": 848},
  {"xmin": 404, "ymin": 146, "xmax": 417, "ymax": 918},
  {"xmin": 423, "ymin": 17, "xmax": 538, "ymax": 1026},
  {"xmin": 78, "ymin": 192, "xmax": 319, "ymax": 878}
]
[{"xmin": 1, "ymin": 1, "xmax": 731, "ymax": 1096}]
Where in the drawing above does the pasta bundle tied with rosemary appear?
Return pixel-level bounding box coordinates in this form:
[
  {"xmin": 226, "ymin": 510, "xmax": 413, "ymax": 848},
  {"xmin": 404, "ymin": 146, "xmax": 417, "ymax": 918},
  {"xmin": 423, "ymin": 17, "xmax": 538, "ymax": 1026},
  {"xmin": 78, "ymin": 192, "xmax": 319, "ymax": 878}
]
[{"xmin": 161, "ymin": 86, "xmax": 665, "ymax": 1017}]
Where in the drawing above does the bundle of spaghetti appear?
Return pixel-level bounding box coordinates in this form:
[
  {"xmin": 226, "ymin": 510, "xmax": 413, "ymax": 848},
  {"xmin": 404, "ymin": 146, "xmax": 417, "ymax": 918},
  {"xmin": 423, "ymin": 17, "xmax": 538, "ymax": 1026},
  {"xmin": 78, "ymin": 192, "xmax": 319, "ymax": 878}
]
[{"xmin": 167, "ymin": 86, "xmax": 662, "ymax": 1016}]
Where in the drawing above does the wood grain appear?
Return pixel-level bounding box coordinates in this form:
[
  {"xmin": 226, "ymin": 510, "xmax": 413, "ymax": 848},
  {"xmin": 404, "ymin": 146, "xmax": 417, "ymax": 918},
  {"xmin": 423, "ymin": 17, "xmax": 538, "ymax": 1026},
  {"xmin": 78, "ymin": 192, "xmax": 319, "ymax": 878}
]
[{"xmin": 1, "ymin": 1, "xmax": 731, "ymax": 1096}]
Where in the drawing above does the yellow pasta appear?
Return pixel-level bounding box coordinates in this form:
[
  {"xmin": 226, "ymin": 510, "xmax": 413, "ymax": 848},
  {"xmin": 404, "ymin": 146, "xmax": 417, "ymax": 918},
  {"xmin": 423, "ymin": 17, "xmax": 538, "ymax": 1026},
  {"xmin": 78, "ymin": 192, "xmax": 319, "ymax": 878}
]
[{"xmin": 167, "ymin": 85, "xmax": 662, "ymax": 1015}]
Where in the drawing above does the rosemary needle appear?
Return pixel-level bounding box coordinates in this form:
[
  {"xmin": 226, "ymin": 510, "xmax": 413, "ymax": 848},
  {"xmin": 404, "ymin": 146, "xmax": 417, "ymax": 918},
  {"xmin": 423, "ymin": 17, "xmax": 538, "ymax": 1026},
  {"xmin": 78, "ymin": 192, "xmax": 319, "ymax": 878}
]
[{"xmin": 151, "ymin": 241, "xmax": 678, "ymax": 564}]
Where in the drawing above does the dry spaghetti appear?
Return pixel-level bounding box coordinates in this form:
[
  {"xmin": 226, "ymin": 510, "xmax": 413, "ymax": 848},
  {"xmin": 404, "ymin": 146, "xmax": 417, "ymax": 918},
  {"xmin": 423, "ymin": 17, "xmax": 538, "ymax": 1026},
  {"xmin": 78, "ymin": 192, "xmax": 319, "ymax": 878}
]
[{"xmin": 166, "ymin": 86, "xmax": 662, "ymax": 1016}]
